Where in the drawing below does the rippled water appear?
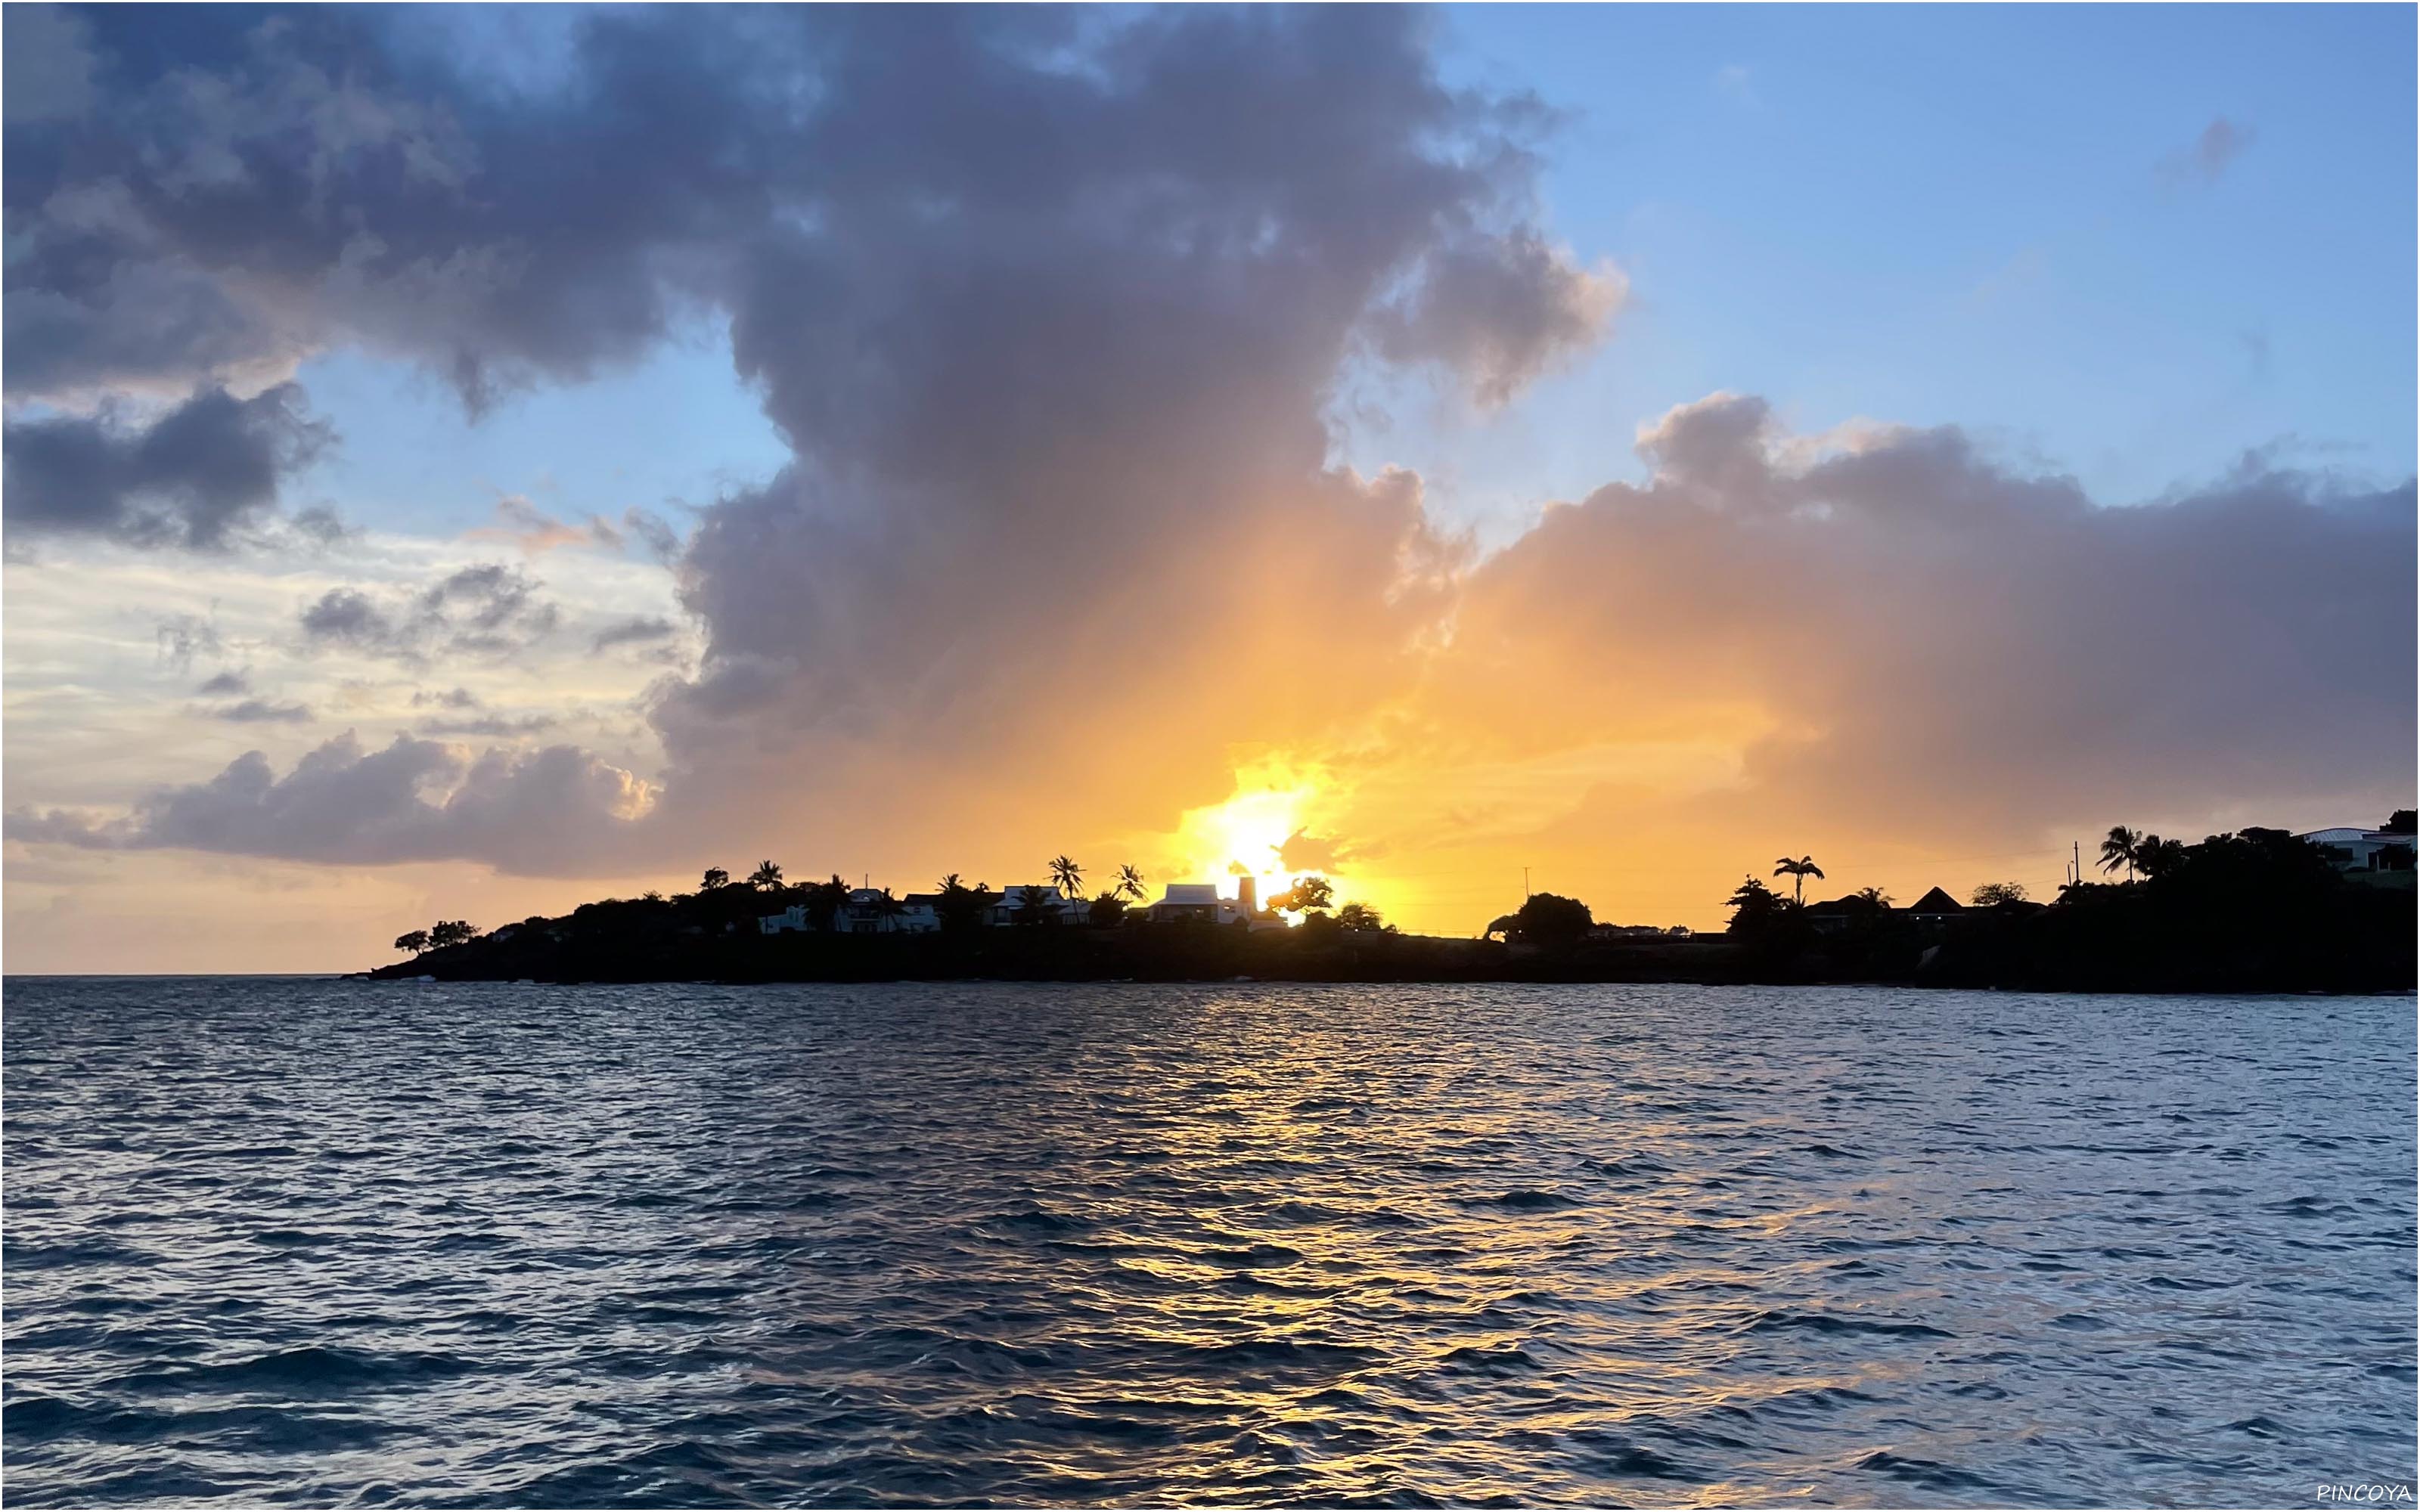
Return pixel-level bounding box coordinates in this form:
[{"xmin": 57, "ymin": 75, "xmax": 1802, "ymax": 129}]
[{"xmin": 5, "ymin": 979, "xmax": 2413, "ymax": 1506}]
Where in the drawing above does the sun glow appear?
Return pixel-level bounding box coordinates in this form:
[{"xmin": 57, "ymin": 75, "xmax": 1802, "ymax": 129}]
[{"xmin": 1169, "ymin": 764, "xmax": 1324, "ymax": 914}]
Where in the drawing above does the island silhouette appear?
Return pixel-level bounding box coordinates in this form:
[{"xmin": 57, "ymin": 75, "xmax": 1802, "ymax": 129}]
[{"xmin": 371, "ymin": 816, "xmax": 2412, "ymax": 995}]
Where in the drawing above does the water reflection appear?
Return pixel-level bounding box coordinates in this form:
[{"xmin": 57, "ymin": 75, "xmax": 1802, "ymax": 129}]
[{"xmin": 5, "ymin": 980, "xmax": 2413, "ymax": 1505}]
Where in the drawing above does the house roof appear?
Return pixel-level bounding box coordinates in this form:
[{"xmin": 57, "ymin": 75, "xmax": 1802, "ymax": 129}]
[
  {"xmin": 1907, "ymin": 887, "xmax": 1964, "ymax": 914},
  {"xmin": 1158, "ymin": 883, "xmax": 1221, "ymax": 906}
]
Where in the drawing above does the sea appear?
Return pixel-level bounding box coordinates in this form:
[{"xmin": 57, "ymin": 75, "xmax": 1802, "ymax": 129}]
[{"xmin": 4, "ymin": 978, "xmax": 2413, "ymax": 1507}]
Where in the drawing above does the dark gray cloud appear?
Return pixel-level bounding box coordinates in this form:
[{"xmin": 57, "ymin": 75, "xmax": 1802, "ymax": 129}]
[
  {"xmin": 2158, "ymin": 116, "xmax": 2256, "ymax": 187},
  {"xmin": 196, "ymin": 669, "xmax": 250, "ymax": 696},
  {"xmin": 417, "ymin": 712, "xmax": 560, "ymax": 739},
  {"xmin": 591, "ymin": 615, "xmax": 676, "ymax": 652},
  {"xmin": 619, "ymin": 507, "xmax": 682, "ymax": 564},
  {"xmin": 297, "ymin": 564, "xmax": 559, "ymax": 664},
  {"xmin": 204, "ymin": 698, "xmax": 312, "ymax": 724},
  {"xmin": 5, "ymin": 731, "xmax": 652, "ymax": 874},
  {"xmin": 154, "ymin": 612, "xmax": 225, "ymax": 671},
  {"xmin": 3, "ymin": 384, "xmax": 330, "ymax": 548}
]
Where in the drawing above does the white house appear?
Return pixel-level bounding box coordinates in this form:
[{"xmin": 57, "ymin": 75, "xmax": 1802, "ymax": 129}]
[
  {"xmin": 1144, "ymin": 882, "xmax": 1254, "ymax": 926},
  {"xmin": 759, "ymin": 904, "xmax": 808, "ymax": 935},
  {"xmin": 761, "ymin": 889, "xmax": 943, "ymax": 934},
  {"xmin": 2298, "ymin": 827, "xmax": 2416, "ymax": 885}
]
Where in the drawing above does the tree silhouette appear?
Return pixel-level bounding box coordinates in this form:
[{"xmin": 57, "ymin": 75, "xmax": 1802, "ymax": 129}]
[
  {"xmin": 808, "ymin": 875, "xmax": 850, "ymax": 930},
  {"xmin": 1970, "ymin": 881, "xmax": 2029, "ymax": 906},
  {"xmin": 1088, "ymin": 891, "xmax": 1128, "ymax": 928},
  {"xmin": 1772, "ymin": 855, "xmax": 1824, "ymax": 905},
  {"xmin": 2099, "ymin": 826, "xmax": 2142, "ymax": 882},
  {"xmin": 1725, "ymin": 876, "xmax": 1791, "ymax": 937},
  {"xmin": 702, "ymin": 866, "xmax": 730, "ymax": 891},
  {"xmin": 1498, "ymin": 891, "xmax": 1591, "ymax": 947},
  {"xmin": 1279, "ymin": 875, "xmax": 1335, "ymax": 915},
  {"xmin": 935, "ymin": 875, "xmax": 991, "ymax": 933},
  {"xmin": 1336, "ymin": 900, "xmax": 1385, "ymax": 931},
  {"xmin": 1049, "ymin": 855, "xmax": 1084, "ymax": 899},
  {"xmin": 748, "ymin": 860, "xmax": 784, "ymax": 891},
  {"xmin": 2136, "ymin": 835, "xmax": 2188, "ymax": 878},
  {"xmin": 393, "ymin": 929, "xmax": 431, "ymax": 955},
  {"xmin": 1014, "ymin": 884, "xmax": 1060, "ymax": 925},
  {"xmin": 428, "ymin": 920, "xmax": 478, "ymax": 948},
  {"xmin": 1852, "ymin": 885, "xmax": 1893, "ymax": 906},
  {"xmin": 1116, "ymin": 863, "xmax": 1148, "ymax": 902}
]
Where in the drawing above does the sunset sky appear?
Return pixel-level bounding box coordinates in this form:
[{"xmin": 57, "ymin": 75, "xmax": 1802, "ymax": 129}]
[{"xmin": 5, "ymin": 4, "xmax": 2412, "ymax": 974}]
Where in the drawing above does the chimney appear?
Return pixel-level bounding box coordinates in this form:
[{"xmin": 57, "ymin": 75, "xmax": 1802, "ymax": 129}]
[{"xmin": 1236, "ymin": 875, "xmax": 1257, "ymax": 913}]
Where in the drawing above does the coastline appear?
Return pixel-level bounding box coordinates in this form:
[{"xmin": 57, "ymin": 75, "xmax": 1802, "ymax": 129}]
[{"xmin": 363, "ymin": 915, "xmax": 2415, "ymax": 996}]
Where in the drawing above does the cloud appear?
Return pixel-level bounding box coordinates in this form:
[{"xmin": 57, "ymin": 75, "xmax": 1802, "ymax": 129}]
[
  {"xmin": 154, "ymin": 612, "xmax": 227, "ymax": 671},
  {"xmin": 417, "ymin": 713, "xmax": 559, "ymax": 739},
  {"xmin": 197, "ymin": 669, "xmax": 251, "ymax": 696},
  {"xmin": 2158, "ymin": 116, "xmax": 2256, "ymax": 187},
  {"xmin": 591, "ymin": 615, "xmax": 677, "ymax": 652},
  {"xmin": 6, "ymin": 731, "xmax": 654, "ymax": 874},
  {"xmin": 4, "ymin": 5, "xmax": 98, "ymax": 124},
  {"xmin": 619, "ymin": 507, "xmax": 683, "ymax": 564},
  {"xmin": 297, "ymin": 564, "xmax": 560, "ymax": 664},
  {"xmin": 1436, "ymin": 394, "xmax": 2414, "ymax": 841},
  {"xmin": 203, "ymin": 698, "xmax": 312, "ymax": 724},
  {"xmin": 1369, "ymin": 231, "xmax": 1626, "ymax": 407},
  {"xmin": 471, "ymin": 494, "xmax": 625, "ymax": 556},
  {"xmin": 2, "ymin": 385, "xmax": 331, "ymax": 549}
]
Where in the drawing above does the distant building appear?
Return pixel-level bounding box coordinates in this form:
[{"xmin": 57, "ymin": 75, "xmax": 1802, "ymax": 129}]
[
  {"xmin": 988, "ymin": 886, "xmax": 1087, "ymax": 927},
  {"xmin": 1145, "ymin": 882, "xmax": 1253, "ymax": 925},
  {"xmin": 759, "ymin": 905, "xmax": 808, "ymax": 935},
  {"xmin": 2299, "ymin": 827, "xmax": 2417, "ymax": 888},
  {"xmin": 1904, "ymin": 888, "xmax": 1965, "ymax": 924},
  {"xmin": 837, "ymin": 888, "xmax": 939, "ymax": 934}
]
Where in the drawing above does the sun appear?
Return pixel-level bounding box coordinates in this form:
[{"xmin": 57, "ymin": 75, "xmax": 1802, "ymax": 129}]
[{"xmin": 1171, "ymin": 769, "xmax": 1318, "ymax": 912}]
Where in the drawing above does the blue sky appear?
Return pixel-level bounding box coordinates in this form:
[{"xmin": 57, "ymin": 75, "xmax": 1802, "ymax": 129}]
[{"xmin": 293, "ymin": 5, "xmax": 2415, "ymax": 547}]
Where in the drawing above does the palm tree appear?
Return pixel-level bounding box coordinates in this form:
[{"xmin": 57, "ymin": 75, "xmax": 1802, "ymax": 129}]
[
  {"xmin": 2099, "ymin": 826, "xmax": 2142, "ymax": 882},
  {"xmin": 1852, "ymin": 885, "xmax": 1892, "ymax": 907},
  {"xmin": 874, "ymin": 887, "xmax": 907, "ymax": 931},
  {"xmin": 1014, "ymin": 884, "xmax": 1060, "ymax": 925},
  {"xmin": 1049, "ymin": 855, "xmax": 1084, "ymax": 899},
  {"xmin": 701, "ymin": 866, "xmax": 730, "ymax": 891},
  {"xmin": 1773, "ymin": 855, "xmax": 1824, "ymax": 905},
  {"xmin": 1116, "ymin": 863, "xmax": 1147, "ymax": 902},
  {"xmin": 808, "ymin": 874, "xmax": 850, "ymax": 930},
  {"xmin": 2136, "ymin": 835, "xmax": 2187, "ymax": 879},
  {"xmin": 748, "ymin": 860, "xmax": 784, "ymax": 891}
]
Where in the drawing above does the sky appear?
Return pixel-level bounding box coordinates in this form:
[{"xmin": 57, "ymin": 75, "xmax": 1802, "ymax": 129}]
[{"xmin": 3, "ymin": 3, "xmax": 2412, "ymax": 974}]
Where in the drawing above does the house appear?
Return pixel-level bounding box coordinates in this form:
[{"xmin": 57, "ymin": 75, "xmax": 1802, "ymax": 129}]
[
  {"xmin": 836, "ymin": 888, "xmax": 940, "ymax": 934},
  {"xmin": 2298, "ymin": 827, "xmax": 2417, "ymax": 888},
  {"xmin": 1145, "ymin": 882, "xmax": 1253, "ymax": 925},
  {"xmin": 988, "ymin": 886, "xmax": 1087, "ymax": 927},
  {"xmin": 759, "ymin": 904, "xmax": 808, "ymax": 935},
  {"xmin": 1802, "ymin": 895, "xmax": 1891, "ymax": 935},
  {"xmin": 1904, "ymin": 888, "xmax": 1965, "ymax": 925}
]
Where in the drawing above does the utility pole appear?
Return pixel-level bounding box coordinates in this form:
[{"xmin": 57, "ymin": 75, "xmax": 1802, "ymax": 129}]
[{"xmin": 1523, "ymin": 866, "xmax": 1531, "ymax": 899}]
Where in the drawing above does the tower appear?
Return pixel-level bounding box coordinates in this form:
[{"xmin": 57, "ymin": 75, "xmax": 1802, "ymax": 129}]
[{"xmin": 1236, "ymin": 874, "xmax": 1257, "ymax": 913}]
